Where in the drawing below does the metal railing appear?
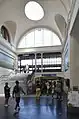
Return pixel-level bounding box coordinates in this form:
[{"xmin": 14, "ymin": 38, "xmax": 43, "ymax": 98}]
[{"xmin": 0, "ymin": 71, "xmax": 15, "ymax": 83}]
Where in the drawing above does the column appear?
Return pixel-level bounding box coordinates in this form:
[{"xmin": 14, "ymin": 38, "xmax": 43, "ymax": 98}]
[
  {"xmin": 32, "ymin": 58, "xmax": 33, "ymax": 71},
  {"xmin": 41, "ymin": 53, "xmax": 43, "ymax": 73},
  {"xmin": 35, "ymin": 53, "xmax": 37, "ymax": 72},
  {"xmin": 20, "ymin": 57, "xmax": 21, "ymax": 73}
]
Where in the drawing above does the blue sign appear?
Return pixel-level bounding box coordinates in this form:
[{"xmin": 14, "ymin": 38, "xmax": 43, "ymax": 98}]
[{"xmin": 42, "ymin": 74, "xmax": 56, "ymax": 76}]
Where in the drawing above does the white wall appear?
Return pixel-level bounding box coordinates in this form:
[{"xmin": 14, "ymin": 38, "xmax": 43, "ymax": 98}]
[
  {"xmin": 62, "ymin": 9, "xmax": 79, "ymax": 87},
  {"xmin": 16, "ymin": 45, "xmax": 62, "ymax": 54},
  {"xmin": 70, "ymin": 35, "xmax": 79, "ymax": 86},
  {"xmin": 0, "ymin": 36, "xmax": 18, "ymax": 79},
  {"xmin": 0, "ymin": 0, "xmax": 68, "ymax": 46}
]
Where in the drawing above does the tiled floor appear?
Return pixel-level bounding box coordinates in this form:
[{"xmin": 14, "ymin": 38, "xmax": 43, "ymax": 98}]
[{"xmin": 0, "ymin": 96, "xmax": 78, "ymax": 119}]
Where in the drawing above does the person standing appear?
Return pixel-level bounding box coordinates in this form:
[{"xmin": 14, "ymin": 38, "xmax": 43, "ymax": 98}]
[
  {"xmin": 4, "ymin": 82, "xmax": 10, "ymax": 107},
  {"xmin": 12, "ymin": 80, "xmax": 25, "ymax": 113},
  {"xmin": 36, "ymin": 80, "xmax": 41, "ymax": 99},
  {"xmin": 56, "ymin": 81, "xmax": 61, "ymax": 100},
  {"xmin": 46, "ymin": 81, "xmax": 50, "ymax": 96},
  {"xmin": 52, "ymin": 82, "xmax": 55, "ymax": 99}
]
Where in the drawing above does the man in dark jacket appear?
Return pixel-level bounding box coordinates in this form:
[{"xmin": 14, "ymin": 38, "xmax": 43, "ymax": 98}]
[
  {"xmin": 12, "ymin": 80, "xmax": 25, "ymax": 113},
  {"xmin": 4, "ymin": 82, "xmax": 10, "ymax": 107}
]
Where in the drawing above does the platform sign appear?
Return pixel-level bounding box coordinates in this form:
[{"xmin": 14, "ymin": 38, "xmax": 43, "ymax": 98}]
[{"xmin": 42, "ymin": 74, "xmax": 56, "ymax": 76}]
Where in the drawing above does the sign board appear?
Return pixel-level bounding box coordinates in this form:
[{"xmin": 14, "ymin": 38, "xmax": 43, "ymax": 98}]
[{"xmin": 42, "ymin": 74, "xmax": 56, "ymax": 76}]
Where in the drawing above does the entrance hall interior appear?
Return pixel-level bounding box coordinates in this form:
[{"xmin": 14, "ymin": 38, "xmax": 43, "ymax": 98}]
[{"xmin": 0, "ymin": 0, "xmax": 79, "ymax": 119}]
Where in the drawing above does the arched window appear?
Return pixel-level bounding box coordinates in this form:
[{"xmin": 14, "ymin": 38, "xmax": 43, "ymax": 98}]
[
  {"xmin": 18, "ymin": 28, "xmax": 61, "ymax": 48},
  {"xmin": 1, "ymin": 26, "xmax": 10, "ymax": 43}
]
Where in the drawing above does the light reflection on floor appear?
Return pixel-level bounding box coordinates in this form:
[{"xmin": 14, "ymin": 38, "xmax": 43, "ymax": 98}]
[{"xmin": 0, "ymin": 96, "xmax": 78, "ymax": 119}]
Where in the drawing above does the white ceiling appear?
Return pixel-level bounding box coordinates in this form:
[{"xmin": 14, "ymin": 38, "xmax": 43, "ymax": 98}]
[{"xmin": 0, "ymin": 0, "xmax": 72, "ymax": 47}]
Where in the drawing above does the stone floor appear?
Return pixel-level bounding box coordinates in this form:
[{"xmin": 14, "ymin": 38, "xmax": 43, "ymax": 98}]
[{"xmin": 0, "ymin": 96, "xmax": 78, "ymax": 119}]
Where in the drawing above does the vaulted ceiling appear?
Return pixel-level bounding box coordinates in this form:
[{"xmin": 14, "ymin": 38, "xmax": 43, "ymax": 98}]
[{"xmin": 0, "ymin": 0, "xmax": 72, "ymax": 47}]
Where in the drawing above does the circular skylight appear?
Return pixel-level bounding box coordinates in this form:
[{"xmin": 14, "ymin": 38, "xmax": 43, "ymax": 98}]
[{"xmin": 25, "ymin": 1, "xmax": 44, "ymax": 21}]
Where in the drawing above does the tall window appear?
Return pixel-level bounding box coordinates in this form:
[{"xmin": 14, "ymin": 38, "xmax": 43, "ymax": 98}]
[
  {"xmin": 1, "ymin": 26, "xmax": 10, "ymax": 43},
  {"xmin": 18, "ymin": 28, "xmax": 61, "ymax": 48}
]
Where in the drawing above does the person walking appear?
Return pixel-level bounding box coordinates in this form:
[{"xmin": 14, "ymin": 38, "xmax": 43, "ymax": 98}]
[
  {"xmin": 4, "ymin": 82, "xmax": 10, "ymax": 107},
  {"xmin": 12, "ymin": 80, "xmax": 26, "ymax": 113}
]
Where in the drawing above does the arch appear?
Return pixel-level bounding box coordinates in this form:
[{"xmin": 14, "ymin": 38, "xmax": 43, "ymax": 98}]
[
  {"xmin": 17, "ymin": 27, "xmax": 62, "ymax": 48},
  {"xmin": 4, "ymin": 21, "xmax": 17, "ymax": 44},
  {"xmin": 1, "ymin": 25, "xmax": 10, "ymax": 43},
  {"xmin": 17, "ymin": 25, "xmax": 62, "ymax": 47},
  {"xmin": 55, "ymin": 14, "xmax": 67, "ymax": 39}
]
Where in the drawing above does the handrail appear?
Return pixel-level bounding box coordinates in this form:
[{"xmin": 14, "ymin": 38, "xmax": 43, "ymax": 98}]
[
  {"xmin": 0, "ymin": 71, "xmax": 14, "ymax": 79},
  {"xmin": 0, "ymin": 71, "xmax": 15, "ymax": 82}
]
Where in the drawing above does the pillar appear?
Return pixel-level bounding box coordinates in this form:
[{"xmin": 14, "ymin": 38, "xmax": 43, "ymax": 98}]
[
  {"xmin": 35, "ymin": 53, "xmax": 37, "ymax": 72},
  {"xmin": 41, "ymin": 53, "xmax": 43, "ymax": 73},
  {"xmin": 20, "ymin": 57, "xmax": 21, "ymax": 73}
]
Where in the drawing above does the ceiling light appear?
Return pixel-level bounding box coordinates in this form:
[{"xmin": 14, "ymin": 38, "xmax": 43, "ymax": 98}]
[{"xmin": 25, "ymin": 1, "xmax": 44, "ymax": 21}]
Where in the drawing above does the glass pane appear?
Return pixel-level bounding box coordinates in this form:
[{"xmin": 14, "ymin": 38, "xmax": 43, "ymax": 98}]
[
  {"xmin": 52, "ymin": 58, "xmax": 54, "ymax": 64},
  {"xmin": 26, "ymin": 31, "xmax": 34, "ymax": 47},
  {"xmin": 18, "ymin": 37, "xmax": 26, "ymax": 48},
  {"xmin": 37, "ymin": 59, "xmax": 41, "ymax": 65},
  {"xmin": 18, "ymin": 28, "xmax": 61, "ymax": 48},
  {"xmin": 33, "ymin": 59, "xmax": 35, "ymax": 65},
  {"xmin": 53, "ymin": 33, "xmax": 61, "ymax": 45},
  {"xmin": 21, "ymin": 60, "xmax": 26, "ymax": 65},
  {"xmin": 43, "ymin": 59, "xmax": 45, "ymax": 65},
  {"xmin": 57, "ymin": 57, "xmax": 61, "ymax": 64},
  {"xmin": 50, "ymin": 58, "xmax": 52, "ymax": 64},
  {"xmin": 43, "ymin": 29, "xmax": 51, "ymax": 46},
  {"xmin": 26, "ymin": 59, "xmax": 32, "ymax": 65},
  {"xmin": 35, "ymin": 29, "xmax": 43, "ymax": 47}
]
